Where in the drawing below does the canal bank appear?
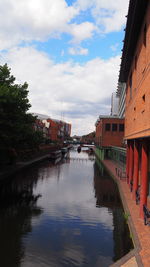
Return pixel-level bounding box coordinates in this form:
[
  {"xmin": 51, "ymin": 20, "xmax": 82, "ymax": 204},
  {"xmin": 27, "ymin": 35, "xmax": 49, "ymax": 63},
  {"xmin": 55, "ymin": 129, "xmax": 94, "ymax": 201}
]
[
  {"xmin": 0, "ymin": 146, "xmax": 71, "ymax": 181},
  {"xmin": 0, "ymin": 154, "xmax": 50, "ymax": 181},
  {"xmin": 95, "ymin": 149, "xmax": 150, "ymax": 267}
]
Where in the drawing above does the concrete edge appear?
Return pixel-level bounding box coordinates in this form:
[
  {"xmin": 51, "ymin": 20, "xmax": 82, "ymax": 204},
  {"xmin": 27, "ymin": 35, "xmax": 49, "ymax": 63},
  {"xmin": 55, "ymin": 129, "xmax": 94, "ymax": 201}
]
[{"xmin": 95, "ymin": 154, "xmax": 143, "ymax": 267}]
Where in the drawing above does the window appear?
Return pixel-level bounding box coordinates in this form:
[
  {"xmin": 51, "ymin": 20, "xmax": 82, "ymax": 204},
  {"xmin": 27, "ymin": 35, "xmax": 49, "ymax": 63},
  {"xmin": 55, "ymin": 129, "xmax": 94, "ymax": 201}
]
[
  {"xmin": 105, "ymin": 123, "xmax": 110, "ymax": 131},
  {"xmin": 129, "ymin": 73, "xmax": 132, "ymax": 88},
  {"xmin": 112, "ymin": 124, "xmax": 117, "ymax": 131},
  {"xmin": 142, "ymin": 94, "xmax": 145, "ymax": 102},
  {"xmin": 119, "ymin": 124, "xmax": 124, "ymax": 132}
]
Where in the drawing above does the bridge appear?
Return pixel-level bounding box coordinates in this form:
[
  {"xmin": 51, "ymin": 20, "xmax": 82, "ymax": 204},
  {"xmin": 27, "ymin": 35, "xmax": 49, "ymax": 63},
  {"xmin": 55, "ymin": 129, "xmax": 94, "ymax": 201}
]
[{"xmin": 66, "ymin": 157, "xmax": 95, "ymax": 162}]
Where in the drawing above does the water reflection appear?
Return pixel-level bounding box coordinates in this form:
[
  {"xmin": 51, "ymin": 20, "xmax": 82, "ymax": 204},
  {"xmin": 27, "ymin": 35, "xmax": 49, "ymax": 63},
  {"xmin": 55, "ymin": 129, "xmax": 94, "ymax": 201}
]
[
  {"xmin": 0, "ymin": 168, "xmax": 42, "ymax": 267},
  {"xmin": 94, "ymin": 159, "xmax": 133, "ymax": 262},
  {"xmin": 0, "ymin": 148, "xmax": 133, "ymax": 267},
  {"xmin": 94, "ymin": 159, "xmax": 120, "ymax": 208}
]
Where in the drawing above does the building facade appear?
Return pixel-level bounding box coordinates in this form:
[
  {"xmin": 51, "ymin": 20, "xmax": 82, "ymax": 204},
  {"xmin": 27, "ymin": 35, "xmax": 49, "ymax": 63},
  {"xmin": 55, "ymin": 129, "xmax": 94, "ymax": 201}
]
[
  {"xmin": 95, "ymin": 116, "xmax": 124, "ymax": 147},
  {"xmin": 119, "ymin": 0, "xmax": 150, "ymax": 217},
  {"xmin": 95, "ymin": 115, "xmax": 125, "ymax": 165},
  {"xmin": 111, "ymin": 92, "xmax": 119, "ymax": 116},
  {"xmin": 33, "ymin": 113, "xmax": 71, "ymax": 143},
  {"xmin": 116, "ymin": 82, "xmax": 126, "ymax": 118}
]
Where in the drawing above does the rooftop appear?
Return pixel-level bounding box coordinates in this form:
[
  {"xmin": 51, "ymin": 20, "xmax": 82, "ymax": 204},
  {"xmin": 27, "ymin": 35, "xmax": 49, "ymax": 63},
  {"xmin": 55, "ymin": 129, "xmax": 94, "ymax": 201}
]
[{"xmin": 95, "ymin": 115, "xmax": 124, "ymax": 126}]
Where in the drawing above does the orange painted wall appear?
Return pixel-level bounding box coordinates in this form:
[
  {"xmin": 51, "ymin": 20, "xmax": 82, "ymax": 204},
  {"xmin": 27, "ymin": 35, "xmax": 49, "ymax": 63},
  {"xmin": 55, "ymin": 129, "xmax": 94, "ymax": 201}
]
[{"xmin": 125, "ymin": 3, "xmax": 150, "ymax": 140}]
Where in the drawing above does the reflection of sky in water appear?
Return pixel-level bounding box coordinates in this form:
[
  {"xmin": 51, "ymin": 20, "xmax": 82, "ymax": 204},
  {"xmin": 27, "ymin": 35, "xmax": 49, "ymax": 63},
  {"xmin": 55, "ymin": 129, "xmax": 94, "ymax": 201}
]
[
  {"xmin": 20, "ymin": 150, "xmax": 114, "ymax": 267},
  {"xmin": 23, "ymin": 216, "xmax": 113, "ymax": 267},
  {"xmin": 19, "ymin": 149, "xmax": 125, "ymax": 267}
]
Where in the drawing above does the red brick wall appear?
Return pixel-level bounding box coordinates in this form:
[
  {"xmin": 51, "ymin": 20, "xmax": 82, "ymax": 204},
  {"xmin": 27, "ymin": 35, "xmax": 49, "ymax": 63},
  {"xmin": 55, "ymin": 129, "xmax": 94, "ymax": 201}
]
[
  {"xmin": 47, "ymin": 119, "xmax": 59, "ymax": 141},
  {"xmin": 125, "ymin": 2, "xmax": 150, "ymax": 140},
  {"xmin": 95, "ymin": 118, "xmax": 124, "ymax": 147}
]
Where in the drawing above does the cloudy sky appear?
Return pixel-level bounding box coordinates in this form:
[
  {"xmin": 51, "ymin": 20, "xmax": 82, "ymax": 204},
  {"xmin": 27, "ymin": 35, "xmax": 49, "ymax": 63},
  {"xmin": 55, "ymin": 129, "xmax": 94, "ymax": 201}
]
[{"xmin": 0, "ymin": 0, "xmax": 129, "ymax": 135}]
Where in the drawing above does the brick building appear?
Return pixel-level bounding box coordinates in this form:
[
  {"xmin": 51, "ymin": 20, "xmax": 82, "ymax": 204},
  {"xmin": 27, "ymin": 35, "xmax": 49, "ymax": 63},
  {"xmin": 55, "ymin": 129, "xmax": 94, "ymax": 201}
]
[
  {"xmin": 44, "ymin": 119, "xmax": 71, "ymax": 142},
  {"xmin": 34, "ymin": 119, "xmax": 50, "ymax": 140},
  {"xmin": 119, "ymin": 0, "xmax": 150, "ymax": 217},
  {"xmin": 81, "ymin": 131, "xmax": 95, "ymax": 144},
  {"xmin": 95, "ymin": 116, "xmax": 124, "ymax": 147},
  {"xmin": 95, "ymin": 115, "xmax": 125, "ymax": 164},
  {"xmin": 34, "ymin": 113, "xmax": 71, "ymax": 142}
]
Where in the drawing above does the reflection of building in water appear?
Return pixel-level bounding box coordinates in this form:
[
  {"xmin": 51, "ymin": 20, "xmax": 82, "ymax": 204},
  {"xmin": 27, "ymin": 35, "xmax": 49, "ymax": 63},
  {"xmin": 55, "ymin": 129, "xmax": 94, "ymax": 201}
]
[
  {"xmin": 112, "ymin": 209, "xmax": 133, "ymax": 262},
  {"xmin": 94, "ymin": 162, "xmax": 133, "ymax": 261},
  {"xmin": 0, "ymin": 170, "xmax": 42, "ymax": 267},
  {"xmin": 94, "ymin": 161, "xmax": 120, "ymax": 208}
]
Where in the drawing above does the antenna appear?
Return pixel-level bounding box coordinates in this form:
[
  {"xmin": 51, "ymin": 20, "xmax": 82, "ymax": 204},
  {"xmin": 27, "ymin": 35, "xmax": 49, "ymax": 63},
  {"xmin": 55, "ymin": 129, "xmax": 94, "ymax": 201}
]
[{"xmin": 60, "ymin": 101, "xmax": 65, "ymax": 122}]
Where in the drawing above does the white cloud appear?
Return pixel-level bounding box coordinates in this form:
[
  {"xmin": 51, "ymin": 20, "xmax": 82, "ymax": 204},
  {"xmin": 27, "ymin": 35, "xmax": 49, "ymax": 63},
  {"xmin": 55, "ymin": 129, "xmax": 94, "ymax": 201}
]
[
  {"xmin": 0, "ymin": 0, "xmax": 79, "ymax": 50},
  {"xmin": 69, "ymin": 22, "xmax": 97, "ymax": 43},
  {"xmin": 68, "ymin": 46, "xmax": 88, "ymax": 55},
  {"xmin": 1, "ymin": 47, "xmax": 120, "ymax": 135},
  {"xmin": 110, "ymin": 43, "xmax": 119, "ymax": 52},
  {"xmin": 0, "ymin": 0, "xmax": 129, "ymax": 50},
  {"xmin": 76, "ymin": 0, "xmax": 129, "ymax": 33}
]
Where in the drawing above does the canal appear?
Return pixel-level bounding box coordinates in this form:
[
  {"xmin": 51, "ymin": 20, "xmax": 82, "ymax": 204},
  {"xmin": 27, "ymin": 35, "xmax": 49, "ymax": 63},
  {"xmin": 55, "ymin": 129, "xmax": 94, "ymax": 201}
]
[{"xmin": 0, "ymin": 147, "xmax": 133, "ymax": 267}]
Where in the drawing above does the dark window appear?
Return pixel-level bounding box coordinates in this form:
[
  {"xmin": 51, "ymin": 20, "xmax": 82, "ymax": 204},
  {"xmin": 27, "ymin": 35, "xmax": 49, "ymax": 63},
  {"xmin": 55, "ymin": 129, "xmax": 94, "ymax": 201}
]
[
  {"xmin": 144, "ymin": 24, "xmax": 147, "ymax": 47},
  {"xmin": 112, "ymin": 124, "xmax": 117, "ymax": 131},
  {"xmin": 142, "ymin": 94, "xmax": 145, "ymax": 102},
  {"xmin": 119, "ymin": 124, "xmax": 124, "ymax": 132},
  {"xmin": 129, "ymin": 73, "xmax": 132, "ymax": 88},
  {"xmin": 105, "ymin": 123, "xmax": 110, "ymax": 131}
]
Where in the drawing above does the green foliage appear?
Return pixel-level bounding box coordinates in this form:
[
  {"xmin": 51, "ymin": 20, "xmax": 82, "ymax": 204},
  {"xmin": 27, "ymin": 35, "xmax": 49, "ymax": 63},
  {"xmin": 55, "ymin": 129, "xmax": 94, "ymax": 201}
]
[
  {"xmin": 123, "ymin": 212, "xmax": 130, "ymax": 222},
  {"xmin": 0, "ymin": 63, "xmax": 43, "ymax": 150}
]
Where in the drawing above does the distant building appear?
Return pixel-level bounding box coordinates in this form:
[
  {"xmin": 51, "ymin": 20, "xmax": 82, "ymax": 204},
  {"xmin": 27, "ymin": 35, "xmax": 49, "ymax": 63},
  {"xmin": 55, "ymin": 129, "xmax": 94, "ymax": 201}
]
[
  {"xmin": 95, "ymin": 115, "xmax": 125, "ymax": 164},
  {"xmin": 95, "ymin": 116, "xmax": 124, "ymax": 148},
  {"xmin": 33, "ymin": 119, "xmax": 50, "ymax": 140},
  {"xmin": 33, "ymin": 113, "xmax": 71, "ymax": 142},
  {"xmin": 81, "ymin": 131, "xmax": 95, "ymax": 144},
  {"xmin": 111, "ymin": 92, "xmax": 119, "ymax": 116},
  {"xmin": 116, "ymin": 82, "xmax": 126, "ymax": 118}
]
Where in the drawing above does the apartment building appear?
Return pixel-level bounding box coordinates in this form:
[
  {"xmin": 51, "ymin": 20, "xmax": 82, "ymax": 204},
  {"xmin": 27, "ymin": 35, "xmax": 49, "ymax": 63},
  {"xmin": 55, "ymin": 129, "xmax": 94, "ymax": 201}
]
[{"xmin": 119, "ymin": 0, "xmax": 150, "ymax": 217}]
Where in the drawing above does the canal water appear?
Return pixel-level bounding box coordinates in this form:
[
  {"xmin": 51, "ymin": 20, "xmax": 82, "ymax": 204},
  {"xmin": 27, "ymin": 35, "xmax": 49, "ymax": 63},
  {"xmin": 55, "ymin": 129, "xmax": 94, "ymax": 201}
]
[{"xmin": 0, "ymin": 147, "xmax": 133, "ymax": 267}]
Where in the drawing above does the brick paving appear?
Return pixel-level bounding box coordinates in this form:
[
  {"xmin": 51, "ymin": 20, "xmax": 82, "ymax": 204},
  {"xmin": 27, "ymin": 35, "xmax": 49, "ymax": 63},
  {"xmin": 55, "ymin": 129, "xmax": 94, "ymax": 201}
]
[{"xmin": 102, "ymin": 159, "xmax": 150, "ymax": 267}]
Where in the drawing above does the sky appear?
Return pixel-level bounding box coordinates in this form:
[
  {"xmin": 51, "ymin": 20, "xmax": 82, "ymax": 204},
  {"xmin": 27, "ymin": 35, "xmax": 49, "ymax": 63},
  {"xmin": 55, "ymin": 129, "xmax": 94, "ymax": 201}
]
[{"xmin": 0, "ymin": 0, "xmax": 129, "ymax": 136}]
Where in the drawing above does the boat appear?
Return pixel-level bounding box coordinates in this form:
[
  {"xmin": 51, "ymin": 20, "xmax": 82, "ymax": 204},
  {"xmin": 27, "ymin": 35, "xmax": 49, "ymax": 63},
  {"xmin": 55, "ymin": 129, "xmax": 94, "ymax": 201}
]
[
  {"xmin": 88, "ymin": 148, "xmax": 93, "ymax": 155},
  {"xmin": 77, "ymin": 146, "xmax": 81, "ymax": 153},
  {"xmin": 61, "ymin": 147, "xmax": 68, "ymax": 155},
  {"xmin": 49, "ymin": 150, "xmax": 62, "ymax": 160}
]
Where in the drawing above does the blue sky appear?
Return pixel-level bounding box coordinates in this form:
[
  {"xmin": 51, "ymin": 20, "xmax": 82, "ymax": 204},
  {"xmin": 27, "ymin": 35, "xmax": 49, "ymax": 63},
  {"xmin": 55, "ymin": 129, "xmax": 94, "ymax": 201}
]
[
  {"xmin": 0, "ymin": 0, "xmax": 129, "ymax": 135},
  {"xmin": 33, "ymin": 30, "xmax": 124, "ymax": 63}
]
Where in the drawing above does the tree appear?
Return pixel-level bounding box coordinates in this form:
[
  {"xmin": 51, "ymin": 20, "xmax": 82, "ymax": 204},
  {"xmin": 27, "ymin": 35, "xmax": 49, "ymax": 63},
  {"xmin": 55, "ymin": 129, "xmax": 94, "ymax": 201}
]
[{"xmin": 0, "ymin": 64, "xmax": 43, "ymax": 151}]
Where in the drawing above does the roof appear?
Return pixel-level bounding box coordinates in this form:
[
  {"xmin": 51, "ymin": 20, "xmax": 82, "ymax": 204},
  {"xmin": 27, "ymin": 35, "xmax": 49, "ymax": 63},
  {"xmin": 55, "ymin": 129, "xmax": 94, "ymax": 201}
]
[
  {"xmin": 119, "ymin": 0, "xmax": 148, "ymax": 82},
  {"xmin": 32, "ymin": 113, "xmax": 51, "ymax": 120},
  {"xmin": 95, "ymin": 115, "xmax": 124, "ymax": 126},
  {"xmin": 99, "ymin": 115, "xmax": 120, "ymax": 119}
]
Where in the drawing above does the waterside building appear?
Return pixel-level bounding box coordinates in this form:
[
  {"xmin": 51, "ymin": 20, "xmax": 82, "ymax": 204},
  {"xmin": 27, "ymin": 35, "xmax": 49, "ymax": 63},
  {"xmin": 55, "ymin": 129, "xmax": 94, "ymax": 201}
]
[{"xmin": 119, "ymin": 0, "xmax": 150, "ymax": 217}]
